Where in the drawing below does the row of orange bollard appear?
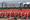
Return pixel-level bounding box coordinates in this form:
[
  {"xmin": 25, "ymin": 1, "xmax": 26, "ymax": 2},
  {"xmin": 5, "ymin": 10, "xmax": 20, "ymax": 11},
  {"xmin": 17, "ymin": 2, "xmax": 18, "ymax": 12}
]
[
  {"xmin": 0, "ymin": 12, "xmax": 30, "ymax": 17},
  {"xmin": 0, "ymin": 10, "xmax": 30, "ymax": 17},
  {"xmin": 0, "ymin": 9, "xmax": 30, "ymax": 20}
]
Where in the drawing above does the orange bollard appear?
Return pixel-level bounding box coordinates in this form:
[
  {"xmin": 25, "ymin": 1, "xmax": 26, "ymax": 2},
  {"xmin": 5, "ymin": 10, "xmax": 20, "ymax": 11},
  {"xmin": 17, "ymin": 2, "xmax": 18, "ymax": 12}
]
[
  {"xmin": 4, "ymin": 12, "xmax": 7, "ymax": 17},
  {"xmin": 0, "ymin": 13, "xmax": 1, "ymax": 17},
  {"xmin": 1, "ymin": 13, "xmax": 4, "ymax": 17},
  {"xmin": 26, "ymin": 12, "xmax": 29, "ymax": 20}
]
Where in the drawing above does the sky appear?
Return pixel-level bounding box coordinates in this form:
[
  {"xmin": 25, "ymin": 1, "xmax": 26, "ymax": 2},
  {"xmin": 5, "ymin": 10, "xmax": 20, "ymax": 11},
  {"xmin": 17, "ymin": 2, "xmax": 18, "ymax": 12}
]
[
  {"xmin": 0, "ymin": 0, "xmax": 30, "ymax": 2},
  {"xmin": 0, "ymin": 0, "xmax": 30, "ymax": 7},
  {"xmin": 0, "ymin": 0, "xmax": 20, "ymax": 2}
]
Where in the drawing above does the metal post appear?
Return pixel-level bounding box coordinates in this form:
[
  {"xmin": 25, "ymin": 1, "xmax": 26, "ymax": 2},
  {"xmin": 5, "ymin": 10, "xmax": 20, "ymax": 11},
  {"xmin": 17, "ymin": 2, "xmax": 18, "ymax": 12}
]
[
  {"xmin": 2, "ymin": 2, "xmax": 3, "ymax": 8},
  {"xmin": 5, "ymin": 3, "xmax": 7, "ymax": 8}
]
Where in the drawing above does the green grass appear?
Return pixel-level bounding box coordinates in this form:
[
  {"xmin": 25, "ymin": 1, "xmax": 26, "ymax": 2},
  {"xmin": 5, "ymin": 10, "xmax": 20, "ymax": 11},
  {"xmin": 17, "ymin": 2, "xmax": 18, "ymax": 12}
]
[{"xmin": 0, "ymin": 7, "xmax": 30, "ymax": 10}]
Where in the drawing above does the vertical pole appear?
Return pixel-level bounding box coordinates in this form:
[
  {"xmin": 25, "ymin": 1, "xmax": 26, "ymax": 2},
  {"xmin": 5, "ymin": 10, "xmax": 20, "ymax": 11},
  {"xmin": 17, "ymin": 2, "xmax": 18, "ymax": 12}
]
[
  {"xmin": 5, "ymin": 3, "xmax": 7, "ymax": 8},
  {"xmin": 2, "ymin": 2, "xmax": 3, "ymax": 8}
]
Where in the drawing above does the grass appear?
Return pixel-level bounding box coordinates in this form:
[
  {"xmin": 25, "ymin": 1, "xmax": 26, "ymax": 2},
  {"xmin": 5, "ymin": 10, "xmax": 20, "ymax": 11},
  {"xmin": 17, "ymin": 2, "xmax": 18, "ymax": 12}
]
[{"xmin": 0, "ymin": 7, "xmax": 30, "ymax": 10}]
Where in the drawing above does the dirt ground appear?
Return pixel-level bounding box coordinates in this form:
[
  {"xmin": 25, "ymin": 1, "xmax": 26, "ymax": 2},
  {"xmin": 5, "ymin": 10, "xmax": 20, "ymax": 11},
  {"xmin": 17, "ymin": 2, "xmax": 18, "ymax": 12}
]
[
  {"xmin": 0, "ymin": 18, "xmax": 30, "ymax": 20},
  {"xmin": 0, "ymin": 18, "xmax": 8, "ymax": 20},
  {"xmin": 0, "ymin": 18, "xmax": 29, "ymax": 20}
]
